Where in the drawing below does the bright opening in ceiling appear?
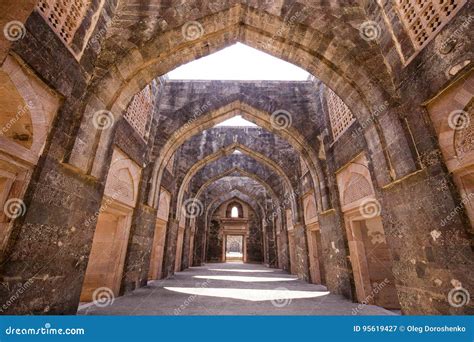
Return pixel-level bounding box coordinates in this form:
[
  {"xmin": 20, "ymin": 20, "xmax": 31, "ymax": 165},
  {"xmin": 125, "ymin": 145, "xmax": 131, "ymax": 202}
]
[
  {"xmin": 167, "ymin": 43, "xmax": 310, "ymax": 81},
  {"xmin": 214, "ymin": 115, "xmax": 258, "ymax": 127}
]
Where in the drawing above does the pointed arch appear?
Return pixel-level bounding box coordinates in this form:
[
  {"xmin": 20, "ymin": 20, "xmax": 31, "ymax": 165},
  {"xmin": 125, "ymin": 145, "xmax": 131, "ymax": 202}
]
[{"xmin": 175, "ymin": 141, "xmax": 297, "ymax": 220}]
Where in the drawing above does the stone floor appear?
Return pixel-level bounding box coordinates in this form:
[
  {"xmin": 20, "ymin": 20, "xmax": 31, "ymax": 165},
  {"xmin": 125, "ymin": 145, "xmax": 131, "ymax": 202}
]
[{"xmin": 78, "ymin": 263, "xmax": 397, "ymax": 315}]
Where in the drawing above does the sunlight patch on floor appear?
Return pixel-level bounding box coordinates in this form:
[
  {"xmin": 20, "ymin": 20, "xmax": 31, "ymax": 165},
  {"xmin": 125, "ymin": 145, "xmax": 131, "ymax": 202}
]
[
  {"xmin": 193, "ymin": 275, "xmax": 297, "ymax": 282},
  {"xmin": 207, "ymin": 268, "xmax": 275, "ymax": 273},
  {"xmin": 164, "ymin": 287, "xmax": 330, "ymax": 302}
]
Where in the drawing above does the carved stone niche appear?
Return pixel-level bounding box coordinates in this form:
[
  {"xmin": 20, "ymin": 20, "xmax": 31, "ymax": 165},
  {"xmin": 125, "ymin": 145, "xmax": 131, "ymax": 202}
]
[
  {"xmin": 103, "ymin": 148, "xmax": 142, "ymax": 209},
  {"xmin": 303, "ymin": 191, "xmax": 318, "ymax": 227},
  {"xmin": 335, "ymin": 153, "xmax": 400, "ymax": 310},
  {"xmin": 156, "ymin": 187, "xmax": 171, "ymax": 222},
  {"xmin": 336, "ymin": 153, "xmax": 376, "ymax": 213},
  {"xmin": 426, "ymin": 71, "xmax": 474, "ymax": 228},
  {"xmin": 0, "ymin": 55, "xmax": 60, "ymax": 253},
  {"xmin": 80, "ymin": 148, "xmax": 142, "ymax": 301}
]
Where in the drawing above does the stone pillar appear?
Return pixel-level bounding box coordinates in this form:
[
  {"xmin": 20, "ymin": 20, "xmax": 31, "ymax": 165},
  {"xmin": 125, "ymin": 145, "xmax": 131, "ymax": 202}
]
[
  {"xmin": 162, "ymin": 219, "xmax": 179, "ymax": 278},
  {"xmin": 293, "ymin": 222, "xmax": 310, "ymax": 281},
  {"xmin": 121, "ymin": 204, "xmax": 156, "ymax": 294},
  {"xmin": 0, "ymin": 161, "xmax": 104, "ymax": 314}
]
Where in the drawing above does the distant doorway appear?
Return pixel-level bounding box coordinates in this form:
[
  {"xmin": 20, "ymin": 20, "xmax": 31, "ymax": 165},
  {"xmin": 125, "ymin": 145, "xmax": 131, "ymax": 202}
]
[{"xmin": 225, "ymin": 235, "xmax": 244, "ymax": 262}]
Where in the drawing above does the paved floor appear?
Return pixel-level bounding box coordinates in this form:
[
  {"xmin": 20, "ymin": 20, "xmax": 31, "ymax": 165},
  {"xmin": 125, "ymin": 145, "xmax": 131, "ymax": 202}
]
[{"xmin": 78, "ymin": 263, "xmax": 397, "ymax": 315}]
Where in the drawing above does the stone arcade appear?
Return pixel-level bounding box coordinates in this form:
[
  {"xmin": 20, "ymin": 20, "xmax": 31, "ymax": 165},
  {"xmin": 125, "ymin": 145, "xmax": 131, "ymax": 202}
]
[{"xmin": 0, "ymin": 0, "xmax": 472, "ymax": 315}]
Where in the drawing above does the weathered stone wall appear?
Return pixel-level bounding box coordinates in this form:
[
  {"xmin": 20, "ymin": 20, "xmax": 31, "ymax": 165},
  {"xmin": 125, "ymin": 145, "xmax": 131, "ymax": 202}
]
[
  {"xmin": 206, "ymin": 219, "xmax": 222, "ymax": 262},
  {"xmin": 247, "ymin": 211, "xmax": 263, "ymax": 263}
]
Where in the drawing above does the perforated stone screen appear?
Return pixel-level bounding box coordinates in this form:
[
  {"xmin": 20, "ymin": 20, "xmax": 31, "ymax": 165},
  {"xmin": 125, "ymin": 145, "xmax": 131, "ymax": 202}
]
[
  {"xmin": 326, "ymin": 87, "xmax": 355, "ymax": 141},
  {"xmin": 343, "ymin": 173, "xmax": 373, "ymax": 205},
  {"xmin": 396, "ymin": 0, "xmax": 467, "ymax": 50},
  {"xmin": 124, "ymin": 86, "xmax": 152, "ymax": 140},
  {"xmin": 36, "ymin": 0, "xmax": 91, "ymax": 45}
]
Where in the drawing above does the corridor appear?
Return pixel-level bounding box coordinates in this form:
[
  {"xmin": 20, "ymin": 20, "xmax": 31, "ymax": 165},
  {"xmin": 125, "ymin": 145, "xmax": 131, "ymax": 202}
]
[
  {"xmin": 1, "ymin": 0, "xmax": 472, "ymax": 316},
  {"xmin": 78, "ymin": 263, "xmax": 396, "ymax": 316}
]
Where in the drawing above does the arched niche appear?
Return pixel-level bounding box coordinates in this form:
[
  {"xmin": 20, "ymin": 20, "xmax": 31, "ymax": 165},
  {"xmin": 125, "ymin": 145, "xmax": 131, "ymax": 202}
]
[
  {"xmin": 81, "ymin": 148, "xmax": 142, "ymax": 301},
  {"xmin": 303, "ymin": 193, "xmax": 318, "ymax": 225},
  {"xmin": 226, "ymin": 201, "xmax": 244, "ymax": 218},
  {"xmin": 426, "ymin": 70, "xmax": 474, "ymax": 228},
  {"xmin": 103, "ymin": 148, "xmax": 142, "ymax": 208},
  {"xmin": 0, "ymin": 54, "xmax": 60, "ymax": 253},
  {"xmin": 336, "ymin": 154, "xmax": 376, "ymax": 213}
]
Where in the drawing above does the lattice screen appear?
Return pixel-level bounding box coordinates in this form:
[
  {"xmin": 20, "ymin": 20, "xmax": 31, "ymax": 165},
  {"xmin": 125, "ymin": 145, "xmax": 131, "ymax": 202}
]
[
  {"xmin": 343, "ymin": 173, "xmax": 373, "ymax": 205},
  {"xmin": 36, "ymin": 0, "xmax": 91, "ymax": 45},
  {"xmin": 124, "ymin": 86, "xmax": 153, "ymax": 140},
  {"xmin": 396, "ymin": 0, "xmax": 467, "ymax": 50},
  {"xmin": 326, "ymin": 87, "xmax": 355, "ymax": 141}
]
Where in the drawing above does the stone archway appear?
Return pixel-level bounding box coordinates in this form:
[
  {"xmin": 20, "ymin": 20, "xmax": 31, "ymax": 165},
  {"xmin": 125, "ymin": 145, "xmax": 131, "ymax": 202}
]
[{"xmin": 175, "ymin": 142, "xmax": 297, "ymax": 220}]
